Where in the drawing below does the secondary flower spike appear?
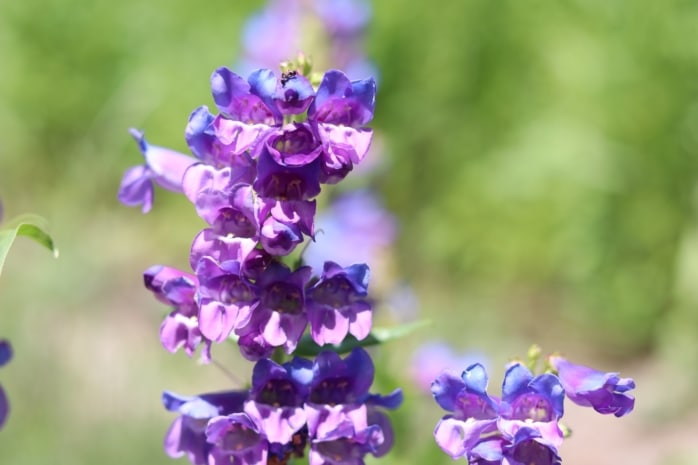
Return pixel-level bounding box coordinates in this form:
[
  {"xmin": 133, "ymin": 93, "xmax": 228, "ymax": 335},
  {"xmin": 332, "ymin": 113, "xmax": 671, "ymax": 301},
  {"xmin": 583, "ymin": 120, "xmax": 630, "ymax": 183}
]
[{"xmin": 431, "ymin": 351, "xmax": 635, "ymax": 464}]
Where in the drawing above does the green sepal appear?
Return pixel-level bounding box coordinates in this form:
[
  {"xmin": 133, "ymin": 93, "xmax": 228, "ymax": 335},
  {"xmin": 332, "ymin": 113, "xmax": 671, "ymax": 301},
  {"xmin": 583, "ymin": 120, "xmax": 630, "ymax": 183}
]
[
  {"xmin": 0, "ymin": 214, "xmax": 58, "ymax": 276},
  {"xmin": 293, "ymin": 319, "xmax": 430, "ymax": 357}
]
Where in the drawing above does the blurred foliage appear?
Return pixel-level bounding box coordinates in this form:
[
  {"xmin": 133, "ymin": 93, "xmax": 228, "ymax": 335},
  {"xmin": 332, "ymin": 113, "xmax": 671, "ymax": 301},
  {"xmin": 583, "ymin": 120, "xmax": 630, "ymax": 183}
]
[
  {"xmin": 1, "ymin": 0, "xmax": 698, "ymax": 464},
  {"xmin": 372, "ymin": 0, "xmax": 698, "ymax": 357}
]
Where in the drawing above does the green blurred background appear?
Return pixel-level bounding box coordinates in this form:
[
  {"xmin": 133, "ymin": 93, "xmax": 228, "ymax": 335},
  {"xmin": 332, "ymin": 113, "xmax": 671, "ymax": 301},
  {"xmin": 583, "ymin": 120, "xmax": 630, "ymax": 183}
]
[{"xmin": 1, "ymin": 0, "xmax": 698, "ymax": 464}]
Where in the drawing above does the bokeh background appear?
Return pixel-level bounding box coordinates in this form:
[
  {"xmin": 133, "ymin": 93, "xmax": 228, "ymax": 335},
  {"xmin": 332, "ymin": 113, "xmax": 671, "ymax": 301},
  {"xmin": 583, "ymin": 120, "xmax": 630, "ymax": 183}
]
[{"xmin": 1, "ymin": 0, "xmax": 698, "ymax": 464}]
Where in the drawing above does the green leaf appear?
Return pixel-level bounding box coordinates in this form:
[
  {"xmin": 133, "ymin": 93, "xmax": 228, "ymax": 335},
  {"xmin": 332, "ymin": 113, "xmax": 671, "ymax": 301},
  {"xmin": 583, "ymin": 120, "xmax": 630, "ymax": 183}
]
[
  {"xmin": 293, "ymin": 319, "xmax": 431, "ymax": 357},
  {"xmin": 0, "ymin": 214, "xmax": 58, "ymax": 276}
]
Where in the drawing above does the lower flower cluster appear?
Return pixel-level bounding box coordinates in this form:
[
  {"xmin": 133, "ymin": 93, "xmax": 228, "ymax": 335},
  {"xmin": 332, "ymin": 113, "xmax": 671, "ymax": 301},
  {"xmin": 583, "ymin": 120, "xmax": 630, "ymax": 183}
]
[
  {"xmin": 431, "ymin": 355, "xmax": 635, "ymax": 465},
  {"xmin": 164, "ymin": 348, "xmax": 401, "ymax": 465}
]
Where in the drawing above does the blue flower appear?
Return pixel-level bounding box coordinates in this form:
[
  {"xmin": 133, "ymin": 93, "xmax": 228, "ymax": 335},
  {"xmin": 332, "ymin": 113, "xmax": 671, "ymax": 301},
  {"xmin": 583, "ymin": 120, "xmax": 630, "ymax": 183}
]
[{"xmin": 500, "ymin": 362, "xmax": 564, "ymax": 422}]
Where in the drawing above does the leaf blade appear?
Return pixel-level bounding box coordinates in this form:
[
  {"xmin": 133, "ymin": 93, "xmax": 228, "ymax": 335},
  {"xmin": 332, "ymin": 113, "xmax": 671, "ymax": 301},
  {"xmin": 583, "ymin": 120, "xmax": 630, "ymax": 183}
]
[{"xmin": 0, "ymin": 215, "xmax": 58, "ymax": 276}]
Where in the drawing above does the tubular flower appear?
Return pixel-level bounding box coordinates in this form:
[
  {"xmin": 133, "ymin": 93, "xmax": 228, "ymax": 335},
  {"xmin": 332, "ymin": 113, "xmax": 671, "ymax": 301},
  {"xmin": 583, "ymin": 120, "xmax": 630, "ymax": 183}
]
[
  {"xmin": 307, "ymin": 348, "xmax": 402, "ymax": 460},
  {"xmin": 431, "ymin": 363, "xmax": 500, "ymax": 460},
  {"xmin": 500, "ymin": 362, "xmax": 564, "ymax": 423},
  {"xmin": 144, "ymin": 265, "xmax": 211, "ymax": 361},
  {"xmin": 162, "ymin": 390, "xmax": 248, "ymax": 465},
  {"xmin": 548, "ymin": 355, "xmax": 635, "ymax": 417},
  {"xmin": 118, "ymin": 129, "xmax": 198, "ymax": 213},
  {"xmin": 234, "ymin": 262, "xmax": 312, "ymax": 356},
  {"xmin": 306, "ymin": 261, "xmax": 372, "ymax": 345}
]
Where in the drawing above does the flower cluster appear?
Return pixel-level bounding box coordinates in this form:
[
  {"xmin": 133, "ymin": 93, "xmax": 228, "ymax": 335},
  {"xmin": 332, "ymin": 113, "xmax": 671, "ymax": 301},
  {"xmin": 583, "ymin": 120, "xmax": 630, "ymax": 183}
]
[
  {"xmin": 164, "ymin": 348, "xmax": 401, "ymax": 465},
  {"xmin": 431, "ymin": 355, "xmax": 635, "ymax": 464},
  {"xmin": 118, "ymin": 47, "xmax": 402, "ymax": 463},
  {"xmin": 0, "ymin": 340, "xmax": 11, "ymax": 430},
  {"xmin": 122, "ymin": 65, "xmax": 378, "ymax": 362}
]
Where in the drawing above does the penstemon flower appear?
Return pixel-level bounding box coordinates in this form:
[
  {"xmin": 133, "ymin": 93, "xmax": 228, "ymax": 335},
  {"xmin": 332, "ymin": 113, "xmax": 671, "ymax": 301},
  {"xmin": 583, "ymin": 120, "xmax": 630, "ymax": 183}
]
[
  {"xmin": 162, "ymin": 349, "xmax": 401, "ymax": 465},
  {"xmin": 118, "ymin": 129, "xmax": 197, "ymax": 213},
  {"xmin": 431, "ymin": 350, "xmax": 635, "ymax": 464},
  {"xmin": 162, "ymin": 390, "xmax": 249, "ymax": 464},
  {"xmin": 548, "ymin": 355, "xmax": 635, "ymax": 417}
]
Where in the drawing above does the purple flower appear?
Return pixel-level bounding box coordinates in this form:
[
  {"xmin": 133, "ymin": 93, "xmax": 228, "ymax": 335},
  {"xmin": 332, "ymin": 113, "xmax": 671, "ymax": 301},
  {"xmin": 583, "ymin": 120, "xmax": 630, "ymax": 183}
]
[
  {"xmin": 186, "ymin": 107, "xmax": 269, "ymax": 169},
  {"xmin": 213, "ymin": 115, "xmax": 270, "ymax": 163},
  {"xmin": 433, "ymin": 416, "xmax": 500, "ymax": 461},
  {"xmin": 273, "ymin": 71, "xmax": 315, "ymax": 115},
  {"xmin": 309, "ymin": 348, "xmax": 375, "ymax": 405},
  {"xmin": 195, "ymin": 255, "xmax": 257, "ymax": 343},
  {"xmin": 500, "ymin": 362, "xmax": 564, "ymax": 422},
  {"xmin": 432, "ymin": 363, "xmax": 499, "ymax": 421},
  {"xmin": 501, "ymin": 424, "xmax": 562, "ymax": 465},
  {"xmin": 309, "ymin": 349, "xmax": 403, "ymax": 413},
  {"xmin": 237, "ymin": 332, "xmax": 275, "ymax": 362},
  {"xmin": 306, "ymin": 404, "xmax": 383, "ymax": 465},
  {"xmin": 462, "ymin": 423, "xmax": 562, "ymax": 465},
  {"xmin": 185, "ymin": 106, "xmax": 218, "ymax": 164},
  {"xmin": 162, "ymin": 389, "xmax": 248, "ymax": 465},
  {"xmin": 245, "ymin": 357, "xmax": 311, "ymax": 444},
  {"xmin": 189, "ymin": 229, "xmax": 260, "ymax": 274},
  {"xmin": 210, "ymin": 67, "xmax": 280, "ymax": 125},
  {"xmin": 118, "ymin": 129, "xmax": 197, "ymax": 213},
  {"xmin": 206, "ymin": 413, "xmax": 268, "ymax": 465},
  {"xmin": 431, "ymin": 364, "xmax": 500, "ymax": 459},
  {"xmin": 266, "ymin": 123, "xmax": 324, "ymax": 168},
  {"xmin": 0, "ymin": 340, "xmax": 12, "ymax": 430},
  {"xmin": 254, "ymin": 142, "xmax": 322, "ymax": 200},
  {"xmin": 259, "ymin": 200, "xmax": 316, "ymax": 256},
  {"xmin": 143, "ymin": 265, "xmax": 211, "ymax": 361},
  {"xmin": 216, "ymin": 184, "xmax": 261, "ymax": 238},
  {"xmin": 549, "ymin": 355, "xmax": 635, "ymax": 417},
  {"xmin": 306, "ymin": 261, "xmax": 372, "ymax": 345},
  {"xmin": 182, "ymin": 164, "xmax": 256, "ymax": 228},
  {"xmin": 308, "ymin": 70, "xmax": 375, "ymax": 127},
  {"xmin": 235, "ymin": 262, "xmax": 312, "ymax": 356},
  {"xmin": 313, "ymin": 123, "xmax": 373, "ymax": 184},
  {"xmin": 307, "ymin": 348, "xmax": 401, "ymax": 459},
  {"xmin": 144, "ymin": 265, "xmax": 198, "ymax": 315}
]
